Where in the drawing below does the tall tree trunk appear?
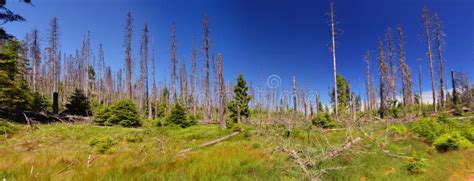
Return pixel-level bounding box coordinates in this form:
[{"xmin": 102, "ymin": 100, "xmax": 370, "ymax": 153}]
[
  {"xmin": 124, "ymin": 12, "xmax": 133, "ymax": 100},
  {"xmin": 377, "ymin": 38, "xmax": 388, "ymax": 118},
  {"xmin": 191, "ymin": 41, "xmax": 198, "ymax": 116},
  {"xmin": 217, "ymin": 53, "xmax": 226, "ymax": 129},
  {"xmin": 170, "ymin": 22, "xmax": 178, "ymax": 103},
  {"xmin": 422, "ymin": 6, "xmax": 437, "ymax": 112},
  {"xmin": 397, "ymin": 25, "xmax": 413, "ymax": 108},
  {"xmin": 433, "ymin": 13, "xmax": 446, "ymax": 109},
  {"xmin": 293, "ymin": 76, "xmax": 297, "ymax": 112},
  {"xmin": 203, "ymin": 15, "xmax": 211, "ymax": 120},
  {"xmin": 329, "ymin": 0, "xmax": 338, "ymax": 119}
]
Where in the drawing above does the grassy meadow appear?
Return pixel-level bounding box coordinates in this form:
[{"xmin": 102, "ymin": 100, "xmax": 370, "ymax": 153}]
[{"xmin": 1, "ymin": 116, "xmax": 473, "ymax": 180}]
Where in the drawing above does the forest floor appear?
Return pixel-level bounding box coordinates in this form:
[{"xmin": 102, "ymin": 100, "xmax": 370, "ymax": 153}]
[{"xmin": 1, "ymin": 116, "xmax": 473, "ymax": 180}]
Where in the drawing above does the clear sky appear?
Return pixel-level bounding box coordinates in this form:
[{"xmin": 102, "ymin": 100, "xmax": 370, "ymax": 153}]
[{"xmin": 3, "ymin": 0, "xmax": 473, "ymax": 104}]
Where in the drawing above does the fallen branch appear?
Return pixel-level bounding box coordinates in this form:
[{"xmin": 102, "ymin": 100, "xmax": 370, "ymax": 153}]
[
  {"xmin": 319, "ymin": 137, "xmax": 362, "ymax": 160},
  {"xmin": 278, "ymin": 146, "xmax": 312, "ymax": 179},
  {"xmin": 178, "ymin": 131, "xmax": 241, "ymax": 155}
]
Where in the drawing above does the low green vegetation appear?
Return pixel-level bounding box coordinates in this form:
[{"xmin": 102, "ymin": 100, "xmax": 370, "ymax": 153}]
[
  {"xmin": 95, "ymin": 99, "xmax": 141, "ymax": 127},
  {"xmin": 1, "ymin": 115, "xmax": 473, "ymax": 180}
]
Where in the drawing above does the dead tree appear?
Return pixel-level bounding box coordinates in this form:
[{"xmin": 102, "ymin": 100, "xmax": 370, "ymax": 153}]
[
  {"xmin": 377, "ymin": 38, "xmax": 388, "ymax": 118},
  {"xmin": 385, "ymin": 27, "xmax": 397, "ymax": 100},
  {"xmin": 97, "ymin": 43, "xmax": 105, "ymax": 103},
  {"xmin": 81, "ymin": 31, "xmax": 90, "ymax": 96},
  {"xmin": 293, "ymin": 76, "xmax": 297, "ymax": 112},
  {"xmin": 422, "ymin": 6, "xmax": 437, "ymax": 112},
  {"xmin": 48, "ymin": 17, "xmax": 59, "ymax": 94},
  {"xmin": 152, "ymin": 44, "xmax": 157, "ymax": 118},
  {"xmin": 139, "ymin": 24, "xmax": 151, "ymax": 118},
  {"xmin": 124, "ymin": 12, "xmax": 133, "ymax": 99},
  {"xmin": 397, "ymin": 25, "xmax": 413, "ymax": 108},
  {"xmin": 29, "ymin": 29, "xmax": 41, "ymax": 92},
  {"xmin": 329, "ymin": 0, "xmax": 339, "ymax": 119},
  {"xmin": 451, "ymin": 70, "xmax": 457, "ymax": 106},
  {"xmin": 433, "ymin": 13, "xmax": 446, "ymax": 109},
  {"xmin": 191, "ymin": 41, "xmax": 198, "ymax": 116},
  {"xmin": 217, "ymin": 53, "xmax": 226, "ymax": 129},
  {"xmin": 418, "ymin": 58, "xmax": 423, "ymax": 106},
  {"xmin": 170, "ymin": 22, "xmax": 178, "ymax": 103},
  {"xmin": 203, "ymin": 15, "xmax": 211, "ymax": 120},
  {"xmin": 364, "ymin": 50, "xmax": 376, "ymax": 110}
]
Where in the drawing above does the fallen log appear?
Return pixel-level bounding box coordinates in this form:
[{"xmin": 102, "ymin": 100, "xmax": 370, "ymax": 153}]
[
  {"xmin": 320, "ymin": 137, "xmax": 362, "ymax": 160},
  {"xmin": 178, "ymin": 131, "xmax": 241, "ymax": 154}
]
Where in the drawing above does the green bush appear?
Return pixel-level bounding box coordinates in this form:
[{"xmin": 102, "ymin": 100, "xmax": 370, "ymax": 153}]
[
  {"xmin": 95, "ymin": 100, "xmax": 141, "ymax": 127},
  {"xmin": 0, "ymin": 121, "xmax": 18, "ymax": 138},
  {"xmin": 388, "ymin": 124, "xmax": 409, "ymax": 135},
  {"xmin": 30, "ymin": 92, "xmax": 50, "ymax": 113},
  {"xmin": 405, "ymin": 157, "xmax": 427, "ymax": 174},
  {"xmin": 64, "ymin": 89, "xmax": 92, "ymax": 116},
  {"xmin": 167, "ymin": 104, "xmax": 195, "ymax": 128},
  {"xmin": 311, "ymin": 113, "xmax": 337, "ymax": 129},
  {"xmin": 89, "ymin": 136, "xmax": 116, "ymax": 154},
  {"xmin": 410, "ymin": 117, "xmax": 444, "ymax": 143},
  {"xmin": 433, "ymin": 132, "xmax": 472, "ymax": 152},
  {"xmin": 125, "ymin": 132, "xmax": 143, "ymax": 143}
]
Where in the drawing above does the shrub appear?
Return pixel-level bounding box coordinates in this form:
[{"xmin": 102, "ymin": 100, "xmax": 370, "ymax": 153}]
[
  {"xmin": 125, "ymin": 132, "xmax": 143, "ymax": 143},
  {"xmin": 167, "ymin": 104, "xmax": 195, "ymax": 128},
  {"xmin": 64, "ymin": 89, "xmax": 91, "ymax": 116},
  {"xmin": 0, "ymin": 121, "xmax": 18, "ymax": 138},
  {"xmin": 30, "ymin": 92, "xmax": 50, "ymax": 113},
  {"xmin": 388, "ymin": 124, "xmax": 409, "ymax": 135},
  {"xmin": 311, "ymin": 113, "xmax": 337, "ymax": 129},
  {"xmin": 95, "ymin": 100, "xmax": 141, "ymax": 127},
  {"xmin": 410, "ymin": 117, "xmax": 444, "ymax": 143},
  {"xmin": 405, "ymin": 157, "xmax": 427, "ymax": 174},
  {"xmin": 89, "ymin": 136, "xmax": 116, "ymax": 154},
  {"xmin": 433, "ymin": 132, "xmax": 472, "ymax": 152}
]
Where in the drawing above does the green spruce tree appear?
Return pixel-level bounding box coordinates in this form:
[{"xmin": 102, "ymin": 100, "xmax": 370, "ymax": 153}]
[
  {"xmin": 227, "ymin": 74, "xmax": 252, "ymax": 123},
  {"xmin": 0, "ymin": 38, "xmax": 31, "ymax": 114},
  {"xmin": 65, "ymin": 89, "xmax": 91, "ymax": 116}
]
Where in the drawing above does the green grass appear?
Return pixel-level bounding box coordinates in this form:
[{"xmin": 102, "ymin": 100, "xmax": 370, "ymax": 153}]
[{"xmin": 0, "ymin": 117, "xmax": 473, "ymax": 180}]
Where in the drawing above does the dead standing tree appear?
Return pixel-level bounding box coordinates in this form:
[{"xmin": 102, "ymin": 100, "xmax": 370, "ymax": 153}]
[
  {"xmin": 422, "ymin": 6, "xmax": 437, "ymax": 112},
  {"xmin": 329, "ymin": 0, "xmax": 339, "ymax": 120},
  {"xmin": 29, "ymin": 29, "xmax": 41, "ymax": 92},
  {"xmin": 433, "ymin": 13, "xmax": 446, "ymax": 109},
  {"xmin": 377, "ymin": 38, "xmax": 389, "ymax": 118},
  {"xmin": 191, "ymin": 41, "xmax": 198, "ymax": 116},
  {"xmin": 124, "ymin": 12, "xmax": 133, "ymax": 100},
  {"xmin": 170, "ymin": 22, "xmax": 178, "ymax": 103},
  {"xmin": 397, "ymin": 25, "xmax": 413, "ymax": 108},
  {"xmin": 217, "ymin": 53, "xmax": 226, "ymax": 129},
  {"xmin": 203, "ymin": 15, "xmax": 211, "ymax": 120}
]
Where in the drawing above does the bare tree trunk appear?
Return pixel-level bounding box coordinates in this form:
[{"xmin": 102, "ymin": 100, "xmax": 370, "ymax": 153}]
[
  {"xmin": 377, "ymin": 38, "xmax": 388, "ymax": 118},
  {"xmin": 397, "ymin": 25, "xmax": 413, "ymax": 108},
  {"xmin": 422, "ymin": 6, "xmax": 437, "ymax": 113},
  {"xmin": 451, "ymin": 70, "xmax": 457, "ymax": 106},
  {"xmin": 385, "ymin": 27, "xmax": 396, "ymax": 100},
  {"xmin": 170, "ymin": 22, "xmax": 178, "ymax": 103},
  {"xmin": 203, "ymin": 15, "xmax": 211, "ymax": 120},
  {"xmin": 217, "ymin": 53, "xmax": 226, "ymax": 129},
  {"xmin": 191, "ymin": 41, "xmax": 198, "ymax": 116},
  {"xmin": 293, "ymin": 76, "xmax": 297, "ymax": 113},
  {"xmin": 139, "ymin": 24, "xmax": 151, "ymax": 119},
  {"xmin": 364, "ymin": 50, "xmax": 372, "ymax": 110},
  {"xmin": 152, "ymin": 45, "xmax": 157, "ymax": 118},
  {"xmin": 433, "ymin": 13, "xmax": 446, "ymax": 109},
  {"xmin": 124, "ymin": 12, "xmax": 133, "ymax": 100},
  {"xmin": 30, "ymin": 29, "xmax": 41, "ymax": 92},
  {"xmin": 418, "ymin": 59, "xmax": 423, "ymax": 106},
  {"xmin": 329, "ymin": 0, "xmax": 338, "ymax": 119}
]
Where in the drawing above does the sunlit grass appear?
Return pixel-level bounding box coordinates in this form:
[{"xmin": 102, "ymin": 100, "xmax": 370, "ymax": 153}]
[{"xmin": 0, "ymin": 120, "xmax": 472, "ymax": 180}]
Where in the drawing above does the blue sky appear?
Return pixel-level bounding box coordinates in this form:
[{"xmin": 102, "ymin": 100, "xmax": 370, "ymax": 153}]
[{"xmin": 3, "ymin": 0, "xmax": 473, "ymax": 104}]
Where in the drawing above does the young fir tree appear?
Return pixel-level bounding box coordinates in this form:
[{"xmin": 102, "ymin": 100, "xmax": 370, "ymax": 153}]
[
  {"xmin": 330, "ymin": 74, "xmax": 350, "ymax": 114},
  {"xmin": 0, "ymin": 38, "xmax": 32, "ymax": 113},
  {"xmin": 65, "ymin": 88, "xmax": 91, "ymax": 116},
  {"xmin": 228, "ymin": 74, "xmax": 251, "ymax": 123}
]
